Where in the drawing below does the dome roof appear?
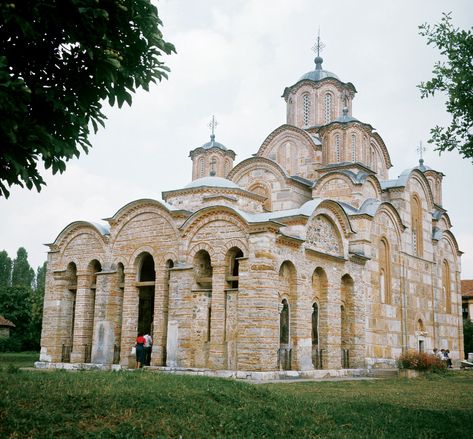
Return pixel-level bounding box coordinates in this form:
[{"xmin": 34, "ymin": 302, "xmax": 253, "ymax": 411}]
[
  {"xmin": 334, "ymin": 107, "xmax": 359, "ymax": 123},
  {"xmin": 185, "ymin": 176, "xmax": 240, "ymax": 189},
  {"xmin": 299, "ymin": 56, "xmax": 339, "ymax": 82},
  {"xmin": 200, "ymin": 134, "xmax": 227, "ymax": 151}
]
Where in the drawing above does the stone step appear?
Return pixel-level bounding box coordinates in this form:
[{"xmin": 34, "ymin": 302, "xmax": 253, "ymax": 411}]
[{"xmin": 368, "ymin": 368, "xmax": 399, "ymax": 378}]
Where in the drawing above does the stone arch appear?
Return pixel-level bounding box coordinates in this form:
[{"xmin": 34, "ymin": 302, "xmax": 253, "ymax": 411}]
[
  {"xmin": 225, "ymin": 246, "xmax": 244, "ymax": 289},
  {"xmin": 248, "ymin": 181, "xmax": 272, "ymax": 211},
  {"xmin": 53, "ymin": 221, "xmax": 109, "ymax": 250},
  {"xmin": 313, "ymin": 172, "xmax": 355, "ymax": 201},
  {"xmin": 372, "ymin": 202, "xmax": 406, "ymax": 245},
  {"xmin": 405, "ymin": 170, "xmax": 435, "ymax": 212},
  {"xmin": 188, "ymin": 241, "xmax": 220, "ymax": 266},
  {"xmin": 256, "ymin": 124, "xmax": 319, "ymax": 158},
  {"xmin": 109, "ymin": 199, "xmax": 180, "ymax": 242}
]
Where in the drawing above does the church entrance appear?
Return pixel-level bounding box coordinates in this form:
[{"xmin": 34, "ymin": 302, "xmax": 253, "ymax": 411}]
[
  {"xmin": 137, "ymin": 253, "xmax": 156, "ymax": 365},
  {"xmin": 138, "ymin": 287, "xmax": 155, "ymax": 335}
]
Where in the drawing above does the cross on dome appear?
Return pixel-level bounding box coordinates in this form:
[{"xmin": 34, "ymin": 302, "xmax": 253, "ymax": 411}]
[
  {"xmin": 417, "ymin": 140, "xmax": 427, "ymax": 166},
  {"xmin": 311, "ymin": 28, "xmax": 325, "ymax": 58},
  {"xmin": 208, "ymin": 115, "xmax": 218, "ymax": 141}
]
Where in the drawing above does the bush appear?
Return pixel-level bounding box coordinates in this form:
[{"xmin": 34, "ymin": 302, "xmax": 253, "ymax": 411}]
[
  {"xmin": 397, "ymin": 350, "xmax": 447, "ymax": 372},
  {"xmin": 0, "ymin": 336, "xmax": 22, "ymax": 352}
]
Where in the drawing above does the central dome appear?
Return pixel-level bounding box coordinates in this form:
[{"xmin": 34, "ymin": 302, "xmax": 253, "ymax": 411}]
[
  {"xmin": 299, "ymin": 56, "xmax": 339, "ymax": 82},
  {"xmin": 201, "ymin": 134, "xmax": 227, "ymax": 151}
]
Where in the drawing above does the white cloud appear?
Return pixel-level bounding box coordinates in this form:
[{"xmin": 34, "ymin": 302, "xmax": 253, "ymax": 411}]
[{"xmin": 1, "ymin": 0, "xmax": 472, "ymax": 277}]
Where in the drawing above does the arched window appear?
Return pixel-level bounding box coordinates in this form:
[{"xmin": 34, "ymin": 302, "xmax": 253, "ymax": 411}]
[
  {"xmin": 335, "ymin": 134, "xmax": 341, "ymax": 162},
  {"xmin": 199, "ymin": 158, "xmax": 205, "ymax": 177},
  {"xmin": 411, "ymin": 194, "xmax": 423, "ymax": 257},
  {"xmin": 324, "ymin": 93, "xmax": 332, "ymax": 124},
  {"xmin": 362, "ymin": 137, "xmax": 367, "ymax": 163},
  {"xmin": 303, "ymin": 93, "xmax": 311, "ymax": 126},
  {"xmin": 379, "ymin": 238, "xmax": 391, "ymax": 304},
  {"xmin": 351, "ymin": 134, "xmax": 357, "ymax": 162},
  {"xmin": 443, "ymin": 260, "xmax": 451, "ymax": 314},
  {"xmin": 249, "ymin": 183, "xmax": 272, "ymax": 211},
  {"xmin": 224, "ymin": 159, "xmax": 231, "ymax": 177}
]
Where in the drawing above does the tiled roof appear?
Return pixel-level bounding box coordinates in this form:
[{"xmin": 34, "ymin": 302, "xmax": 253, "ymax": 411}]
[
  {"xmin": 461, "ymin": 280, "xmax": 473, "ymax": 298},
  {"xmin": 0, "ymin": 315, "xmax": 15, "ymax": 327}
]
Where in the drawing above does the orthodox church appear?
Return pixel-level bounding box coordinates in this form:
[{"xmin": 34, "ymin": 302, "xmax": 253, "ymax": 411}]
[{"xmin": 38, "ymin": 39, "xmax": 463, "ymax": 374}]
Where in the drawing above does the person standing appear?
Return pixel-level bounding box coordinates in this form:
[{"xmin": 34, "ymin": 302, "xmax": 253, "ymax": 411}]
[
  {"xmin": 135, "ymin": 333, "xmax": 145, "ymax": 369},
  {"xmin": 144, "ymin": 333, "xmax": 153, "ymax": 366}
]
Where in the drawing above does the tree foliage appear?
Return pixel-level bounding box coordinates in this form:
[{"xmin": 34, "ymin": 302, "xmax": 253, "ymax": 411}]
[
  {"xmin": 0, "ymin": 248, "xmax": 46, "ymax": 350},
  {"xmin": 464, "ymin": 318, "xmax": 473, "ymax": 358},
  {"xmin": 418, "ymin": 13, "xmax": 473, "ymax": 160},
  {"xmin": 0, "ymin": 0, "xmax": 175, "ymax": 197}
]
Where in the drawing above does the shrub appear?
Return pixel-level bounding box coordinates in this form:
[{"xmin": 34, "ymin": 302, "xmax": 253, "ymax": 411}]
[
  {"xmin": 397, "ymin": 350, "xmax": 447, "ymax": 372},
  {"xmin": 0, "ymin": 336, "xmax": 22, "ymax": 352}
]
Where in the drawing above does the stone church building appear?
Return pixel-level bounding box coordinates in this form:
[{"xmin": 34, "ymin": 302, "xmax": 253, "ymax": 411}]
[{"xmin": 38, "ymin": 48, "xmax": 464, "ymax": 373}]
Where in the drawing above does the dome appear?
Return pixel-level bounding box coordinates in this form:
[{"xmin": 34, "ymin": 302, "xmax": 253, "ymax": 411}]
[
  {"xmin": 200, "ymin": 134, "xmax": 227, "ymax": 151},
  {"xmin": 299, "ymin": 56, "xmax": 339, "ymax": 82},
  {"xmin": 185, "ymin": 176, "xmax": 240, "ymax": 189},
  {"xmin": 333, "ymin": 107, "xmax": 359, "ymax": 124}
]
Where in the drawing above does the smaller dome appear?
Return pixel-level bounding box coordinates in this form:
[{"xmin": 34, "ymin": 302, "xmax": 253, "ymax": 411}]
[
  {"xmin": 333, "ymin": 107, "xmax": 359, "ymax": 124},
  {"xmin": 185, "ymin": 176, "xmax": 240, "ymax": 189},
  {"xmin": 201, "ymin": 134, "xmax": 227, "ymax": 151}
]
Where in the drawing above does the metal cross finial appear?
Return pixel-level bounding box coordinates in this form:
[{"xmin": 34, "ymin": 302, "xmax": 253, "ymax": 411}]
[
  {"xmin": 417, "ymin": 141, "xmax": 426, "ymax": 161},
  {"xmin": 208, "ymin": 115, "xmax": 218, "ymax": 137},
  {"xmin": 311, "ymin": 28, "xmax": 325, "ymax": 57}
]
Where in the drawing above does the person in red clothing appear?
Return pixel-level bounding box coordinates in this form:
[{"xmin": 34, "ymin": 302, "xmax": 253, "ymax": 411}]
[{"xmin": 135, "ymin": 333, "xmax": 145, "ymax": 368}]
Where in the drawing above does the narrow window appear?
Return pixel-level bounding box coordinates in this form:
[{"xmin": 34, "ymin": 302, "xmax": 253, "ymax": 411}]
[
  {"xmin": 199, "ymin": 158, "xmax": 205, "ymax": 177},
  {"xmin": 335, "ymin": 134, "xmax": 340, "ymax": 162},
  {"xmin": 324, "ymin": 93, "xmax": 332, "ymax": 124},
  {"xmin": 351, "ymin": 134, "xmax": 357, "ymax": 162},
  {"xmin": 303, "ymin": 94, "xmax": 311, "ymax": 126}
]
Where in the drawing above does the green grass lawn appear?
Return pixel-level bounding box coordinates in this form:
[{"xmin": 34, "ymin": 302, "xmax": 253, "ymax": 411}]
[{"xmin": 0, "ymin": 353, "xmax": 472, "ymax": 438}]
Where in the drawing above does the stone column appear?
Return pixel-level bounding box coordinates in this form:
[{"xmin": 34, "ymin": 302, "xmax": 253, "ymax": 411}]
[
  {"xmin": 208, "ymin": 263, "xmax": 227, "ymax": 369},
  {"xmin": 40, "ymin": 270, "xmax": 68, "ymax": 363},
  {"xmin": 325, "ymin": 269, "xmax": 342, "ymax": 369},
  {"xmin": 70, "ymin": 271, "xmax": 94, "ymax": 363},
  {"xmin": 292, "ymin": 274, "xmax": 313, "ymax": 370},
  {"xmin": 119, "ymin": 269, "xmax": 138, "ymax": 367},
  {"xmin": 152, "ymin": 268, "xmax": 169, "ymax": 366},
  {"xmin": 91, "ymin": 270, "xmax": 115, "ymax": 364},
  {"xmin": 166, "ymin": 265, "xmax": 194, "ymax": 367},
  {"xmin": 237, "ymin": 233, "xmax": 279, "ymax": 371}
]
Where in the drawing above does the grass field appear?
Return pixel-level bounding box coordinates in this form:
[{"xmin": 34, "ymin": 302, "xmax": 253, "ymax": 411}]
[{"xmin": 0, "ymin": 352, "xmax": 472, "ymax": 438}]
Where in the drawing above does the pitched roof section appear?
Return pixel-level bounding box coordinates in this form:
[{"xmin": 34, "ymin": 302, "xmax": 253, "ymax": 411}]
[
  {"xmin": 0, "ymin": 315, "xmax": 15, "ymax": 327},
  {"xmin": 462, "ymin": 280, "xmax": 473, "ymax": 297}
]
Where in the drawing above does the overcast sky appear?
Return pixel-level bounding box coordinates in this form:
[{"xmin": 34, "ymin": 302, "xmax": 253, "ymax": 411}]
[{"xmin": 1, "ymin": 0, "xmax": 472, "ymax": 278}]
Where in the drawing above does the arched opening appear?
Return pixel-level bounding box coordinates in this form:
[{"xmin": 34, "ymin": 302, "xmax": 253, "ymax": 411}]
[
  {"xmin": 62, "ymin": 262, "xmax": 77, "ymax": 362},
  {"xmin": 312, "ymin": 267, "xmax": 328, "ymax": 369},
  {"xmin": 199, "ymin": 157, "xmax": 205, "ymax": 177},
  {"xmin": 136, "ymin": 253, "xmax": 155, "ymax": 342},
  {"xmin": 113, "ymin": 263, "xmax": 125, "ymax": 364},
  {"xmin": 411, "ymin": 194, "xmax": 423, "ymax": 257},
  {"xmin": 224, "ymin": 248, "xmax": 243, "ymax": 369},
  {"xmin": 249, "ymin": 183, "xmax": 272, "ymax": 212},
  {"xmin": 417, "ymin": 319, "xmax": 425, "ymax": 352},
  {"xmin": 443, "ymin": 260, "xmax": 451, "ymax": 314},
  {"xmin": 193, "ymin": 250, "xmax": 213, "ymax": 349},
  {"xmin": 85, "ymin": 259, "xmax": 101, "ymax": 363},
  {"xmin": 341, "ymin": 274, "xmax": 355, "ymax": 369},
  {"xmin": 278, "ymin": 261, "xmax": 296, "ymax": 370},
  {"xmin": 379, "ymin": 237, "xmax": 391, "ymax": 304},
  {"xmin": 334, "ymin": 134, "xmax": 341, "ymax": 162}
]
